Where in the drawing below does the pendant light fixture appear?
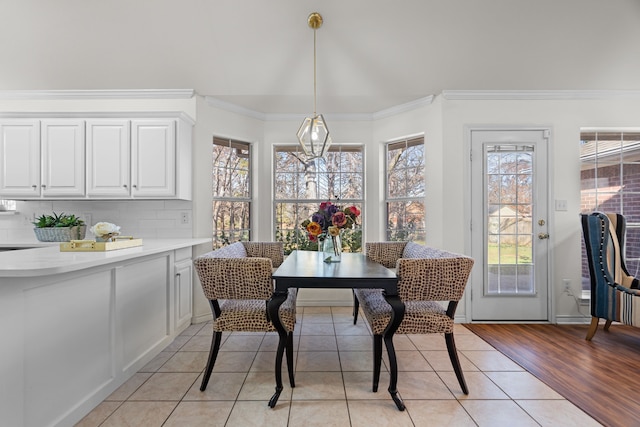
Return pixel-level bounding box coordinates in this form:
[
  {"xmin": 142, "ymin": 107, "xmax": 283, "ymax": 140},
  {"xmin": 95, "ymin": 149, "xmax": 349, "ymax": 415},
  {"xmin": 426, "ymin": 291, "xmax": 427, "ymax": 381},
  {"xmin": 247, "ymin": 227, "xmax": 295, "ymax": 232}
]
[{"xmin": 297, "ymin": 12, "xmax": 331, "ymax": 160}]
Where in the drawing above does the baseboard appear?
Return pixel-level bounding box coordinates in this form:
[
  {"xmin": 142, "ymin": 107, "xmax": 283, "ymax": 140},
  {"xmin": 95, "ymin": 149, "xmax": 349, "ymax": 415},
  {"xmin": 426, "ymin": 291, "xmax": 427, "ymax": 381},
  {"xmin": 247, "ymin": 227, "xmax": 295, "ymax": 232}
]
[
  {"xmin": 191, "ymin": 312, "xmax": 213, "ymax": 324},
  {"xmin": 555, "ymin": 315, "xmax": 591, "ymax": 325}
]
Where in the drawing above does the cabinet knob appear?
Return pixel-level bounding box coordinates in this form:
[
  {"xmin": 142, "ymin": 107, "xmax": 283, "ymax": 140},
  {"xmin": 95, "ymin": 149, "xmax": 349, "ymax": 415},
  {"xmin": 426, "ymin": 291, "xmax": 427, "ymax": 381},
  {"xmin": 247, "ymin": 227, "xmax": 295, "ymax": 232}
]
[
  {"xmin": 41, "ymin": 184, "xmax": 47, "ymax": 188},
  {"xmin": 123, "ymin": 184, "xmax": 128, "ymax": 188},
  {"xmin": 132, "ymin": 184, "xmax": 137, "ymax": 189},
  {"xmin": 32, "ymin": 185, "xmax": 37, "ymax": 189}
]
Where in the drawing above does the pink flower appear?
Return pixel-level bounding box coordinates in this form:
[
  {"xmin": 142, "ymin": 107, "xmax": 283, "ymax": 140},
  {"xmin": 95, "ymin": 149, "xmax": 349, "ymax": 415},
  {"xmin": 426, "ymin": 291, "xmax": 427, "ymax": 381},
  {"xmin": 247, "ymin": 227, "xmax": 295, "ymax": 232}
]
[{"xmin": 332, "ymin": 211, "xmax": 347, "ymax": 227}]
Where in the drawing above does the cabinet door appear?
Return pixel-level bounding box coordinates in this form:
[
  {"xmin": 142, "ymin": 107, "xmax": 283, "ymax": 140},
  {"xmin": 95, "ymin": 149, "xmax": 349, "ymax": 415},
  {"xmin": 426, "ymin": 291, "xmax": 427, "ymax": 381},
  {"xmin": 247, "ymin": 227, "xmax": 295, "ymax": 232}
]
[
  {"xmin": 0, "ymin": 119, "xmax": 41, "ymax": 197},
  {"xmin": 86, "ymin": 120, "xmax": 131, "ymax": 197},
  {"xmin": 174, "ymin": 259, "xmax": 193, "ymax": 329},
  {"xmin": 131, "ymin": 120, "xmax": 176, "ymax": 198},
  {"xmin": 41, "ymin": 120, "xmax": 85, "ymax": 197}
]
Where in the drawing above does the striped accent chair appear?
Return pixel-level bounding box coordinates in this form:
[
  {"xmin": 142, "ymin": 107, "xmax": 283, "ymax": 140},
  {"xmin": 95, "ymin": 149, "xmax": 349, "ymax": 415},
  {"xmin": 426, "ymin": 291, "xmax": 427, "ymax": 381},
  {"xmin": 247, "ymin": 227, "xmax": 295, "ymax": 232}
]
[
  {"xmin": 354, "ymin": 242, "xmax": 474, "ymax": 394},
  {"xmin": 193, "ymin": 241, "xmax": 297, "ymax": 391},
  {"xmin": 581, "ymin": 212, "xmax": 640, "ymax": 340}
]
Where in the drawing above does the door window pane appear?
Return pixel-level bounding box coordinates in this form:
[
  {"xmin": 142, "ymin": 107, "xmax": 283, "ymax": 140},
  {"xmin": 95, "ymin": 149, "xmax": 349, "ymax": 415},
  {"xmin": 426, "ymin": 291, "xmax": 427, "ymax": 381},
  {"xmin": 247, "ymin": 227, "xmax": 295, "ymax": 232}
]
[{"xmin": 485, "ymin": 144, "xmax": 535, "ymax": 295}]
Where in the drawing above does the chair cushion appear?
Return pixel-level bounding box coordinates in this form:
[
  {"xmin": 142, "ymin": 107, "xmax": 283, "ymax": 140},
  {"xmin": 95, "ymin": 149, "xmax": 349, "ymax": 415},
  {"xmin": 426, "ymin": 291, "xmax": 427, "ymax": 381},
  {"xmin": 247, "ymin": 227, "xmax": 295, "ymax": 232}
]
[
  {"xmin": 402, "ymin": 241, "xmax": 426, "ymax": 258},
  {"xmin": 354, "ymin": 288, "xmax": 453, "ymax": 335},
  {"xmin": 214, "ymin": 288, "xmax": 297, "ymax": 333}
]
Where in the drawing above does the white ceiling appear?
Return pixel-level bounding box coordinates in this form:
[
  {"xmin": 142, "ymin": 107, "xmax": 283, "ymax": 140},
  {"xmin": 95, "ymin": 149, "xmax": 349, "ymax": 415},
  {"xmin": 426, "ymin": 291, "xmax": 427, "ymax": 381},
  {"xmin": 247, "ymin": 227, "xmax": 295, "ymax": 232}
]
[{"xmin": 3, "ymin": 0, "xmax": 640, "ymax": 114}]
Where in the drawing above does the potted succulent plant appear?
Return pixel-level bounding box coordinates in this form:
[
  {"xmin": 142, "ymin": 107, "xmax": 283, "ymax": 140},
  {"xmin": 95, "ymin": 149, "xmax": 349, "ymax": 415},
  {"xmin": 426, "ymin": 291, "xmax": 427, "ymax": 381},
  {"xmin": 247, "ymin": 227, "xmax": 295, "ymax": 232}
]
[{"xmin": 33, "ymin": 212, "xmax": 87, "ymax": 242}]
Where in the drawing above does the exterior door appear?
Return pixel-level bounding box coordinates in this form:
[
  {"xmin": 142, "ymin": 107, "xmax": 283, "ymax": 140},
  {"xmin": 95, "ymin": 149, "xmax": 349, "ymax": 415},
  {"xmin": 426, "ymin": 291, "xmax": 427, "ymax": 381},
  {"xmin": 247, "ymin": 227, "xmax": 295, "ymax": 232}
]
[{"xmin": 470, "ymin": 129, "xmax": 550, "ymax": 321}]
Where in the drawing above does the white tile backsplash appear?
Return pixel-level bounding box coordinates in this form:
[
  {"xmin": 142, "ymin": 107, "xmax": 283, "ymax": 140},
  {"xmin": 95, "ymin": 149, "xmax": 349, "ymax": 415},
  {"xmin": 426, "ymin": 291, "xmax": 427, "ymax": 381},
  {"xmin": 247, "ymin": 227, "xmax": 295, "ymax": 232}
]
[{"xmin": 0, "ymin": 200, "xmax": 193, "ymax": 242}]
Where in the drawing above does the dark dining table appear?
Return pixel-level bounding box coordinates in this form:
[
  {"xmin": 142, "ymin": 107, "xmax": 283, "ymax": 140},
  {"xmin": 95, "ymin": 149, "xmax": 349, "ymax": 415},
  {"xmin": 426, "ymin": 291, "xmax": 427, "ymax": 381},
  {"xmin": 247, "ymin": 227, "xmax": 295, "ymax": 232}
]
[{"xmin": 267, "ymin": 250, "xmax": 406, "ymax": 410}]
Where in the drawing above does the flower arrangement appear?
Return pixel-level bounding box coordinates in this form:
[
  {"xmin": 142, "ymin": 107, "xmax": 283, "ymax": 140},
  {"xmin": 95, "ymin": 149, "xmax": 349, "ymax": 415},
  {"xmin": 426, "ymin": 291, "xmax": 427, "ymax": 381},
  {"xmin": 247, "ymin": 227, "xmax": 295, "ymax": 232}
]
[
  {"xmin": 90, "ymin": 222, "xmax": 121, "ymax": 242},
  {"xmin": 301, "ymin": 201, "xmax": 361, "ymax": 258}
]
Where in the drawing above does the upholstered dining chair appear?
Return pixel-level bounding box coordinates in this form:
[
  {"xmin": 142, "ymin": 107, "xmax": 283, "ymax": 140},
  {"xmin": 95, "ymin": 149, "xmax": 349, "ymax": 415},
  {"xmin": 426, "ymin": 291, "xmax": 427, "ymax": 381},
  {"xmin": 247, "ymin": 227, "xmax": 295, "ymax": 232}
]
[
  {"xmin": 354, "ymin": 242, "xmax": 474, "ymax": 394},
  {"xmin": 581, "ymin": 212, "xmax": 640, "ymax": 340},
  {"xmin": 193, "ymin": 241, "xmax": 297, "ymax": 391}
]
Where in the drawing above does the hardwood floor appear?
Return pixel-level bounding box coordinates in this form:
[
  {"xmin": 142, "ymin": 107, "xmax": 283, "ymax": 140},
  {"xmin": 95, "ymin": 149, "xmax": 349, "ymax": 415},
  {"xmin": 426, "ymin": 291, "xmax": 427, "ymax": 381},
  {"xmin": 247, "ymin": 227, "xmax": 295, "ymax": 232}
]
[{"xmin": 465, "ymin": 322, "xmax": 640, "ymax": 427}]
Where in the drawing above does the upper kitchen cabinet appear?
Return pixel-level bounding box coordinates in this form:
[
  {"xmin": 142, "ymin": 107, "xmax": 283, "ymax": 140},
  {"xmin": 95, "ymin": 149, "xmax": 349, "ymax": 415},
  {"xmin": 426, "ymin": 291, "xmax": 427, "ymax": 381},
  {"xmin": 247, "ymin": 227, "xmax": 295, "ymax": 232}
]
[
  {"xmin": 0, "ymin": 119, "xmax": 41, "ymax": 197},
  {"xmin": 0, "ymin": 114, "xmax": 193, "ymax": 200},
  {"xmin": 0, "ymin": 119, "xmax": 85, "ymax": 198},
  {"xmin": 87, "ymin": 117, "xmax": 192, "ymax": 200},
  {"xmin": 86, "ymin": 119, "xmax": 131, "ymax": 197},
  {"xmin": 131, "ymin": 119, "xmax": 176, "ymax": 198},
  {"xmin": 41, "ymin": 119, "xmax": 85, "ymax": 197}
]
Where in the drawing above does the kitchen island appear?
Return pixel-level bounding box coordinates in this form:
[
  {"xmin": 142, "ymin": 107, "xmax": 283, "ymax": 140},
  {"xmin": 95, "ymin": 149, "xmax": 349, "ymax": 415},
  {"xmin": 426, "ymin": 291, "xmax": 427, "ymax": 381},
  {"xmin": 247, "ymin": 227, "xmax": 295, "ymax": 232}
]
[{"xmin": 0, "ymin": 238, "xmax": 210, "ymax": 427}]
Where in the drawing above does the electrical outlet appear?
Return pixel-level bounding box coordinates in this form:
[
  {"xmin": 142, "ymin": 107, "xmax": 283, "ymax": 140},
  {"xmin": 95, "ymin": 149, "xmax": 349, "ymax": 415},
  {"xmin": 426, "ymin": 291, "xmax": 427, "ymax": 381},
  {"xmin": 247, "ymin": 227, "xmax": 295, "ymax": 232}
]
[
  {"xmin": 563, "ymin": 279, "xmax": 571, "ymax": 293},
  {"xmin": 180, "ymin": 211, "xmax": 190, "ymax": 225}
]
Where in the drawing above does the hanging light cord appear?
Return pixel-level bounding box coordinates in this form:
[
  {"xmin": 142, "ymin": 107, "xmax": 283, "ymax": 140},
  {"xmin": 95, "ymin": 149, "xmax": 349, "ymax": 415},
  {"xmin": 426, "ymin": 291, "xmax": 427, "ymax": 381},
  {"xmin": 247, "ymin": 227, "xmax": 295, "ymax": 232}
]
[{"xmin": 313, "ymin": 26, "xmax": 317, "ymax": 116}]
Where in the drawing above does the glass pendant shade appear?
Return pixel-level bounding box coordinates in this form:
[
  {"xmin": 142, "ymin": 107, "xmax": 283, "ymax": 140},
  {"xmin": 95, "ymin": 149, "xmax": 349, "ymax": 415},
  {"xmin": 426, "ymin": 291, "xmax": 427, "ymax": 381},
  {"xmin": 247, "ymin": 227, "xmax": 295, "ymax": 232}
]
[{"xmin": 297, "ymin": 114, "xmax": 332, "ymax": 160}]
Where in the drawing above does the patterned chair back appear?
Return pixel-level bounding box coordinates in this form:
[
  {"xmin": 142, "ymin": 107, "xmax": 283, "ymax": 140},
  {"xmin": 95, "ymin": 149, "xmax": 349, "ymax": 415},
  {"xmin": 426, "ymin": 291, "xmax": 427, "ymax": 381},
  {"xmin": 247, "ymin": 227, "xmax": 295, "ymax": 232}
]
[
  {"xmin": 581, "ymin": 212, "xmax": 638, "ymax": 323},
  {"xmin": 194, "ymin": 241, "xmax": 281, "ymax": 301}
]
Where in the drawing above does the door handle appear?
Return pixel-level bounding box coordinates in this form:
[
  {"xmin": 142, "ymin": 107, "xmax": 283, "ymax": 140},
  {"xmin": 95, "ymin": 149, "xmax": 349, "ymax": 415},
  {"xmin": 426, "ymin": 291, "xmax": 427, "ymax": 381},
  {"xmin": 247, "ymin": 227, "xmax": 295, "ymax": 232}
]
[{"xmin": 538, "ymin": 233, "xmax": 549, "ymax": 240}]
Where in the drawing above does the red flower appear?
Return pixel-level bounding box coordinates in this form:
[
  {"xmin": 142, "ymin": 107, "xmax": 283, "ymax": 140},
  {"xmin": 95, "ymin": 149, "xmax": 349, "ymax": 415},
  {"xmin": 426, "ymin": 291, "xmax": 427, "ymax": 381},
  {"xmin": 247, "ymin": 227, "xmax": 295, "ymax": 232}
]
[{"xmin": 346, "ymin": 206, "xmax": 361, "ymax": 217}]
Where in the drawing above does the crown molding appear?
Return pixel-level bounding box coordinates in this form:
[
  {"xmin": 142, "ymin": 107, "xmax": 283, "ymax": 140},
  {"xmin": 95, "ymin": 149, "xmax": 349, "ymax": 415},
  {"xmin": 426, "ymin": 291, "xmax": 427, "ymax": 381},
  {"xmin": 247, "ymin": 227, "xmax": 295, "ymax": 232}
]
[
  {"xmin": 206, "ymin": 95, "xmax": 435, "ymax": 122},
  {"xmin": 372, "ymin": 96, "xmax": 434, "ymax": 120},
  {"xmin": 0, "ymin": 111, "xmax": 195, "ymax": 124},
  {"xmin": 442, "ymin": 90, "xmax": 640, "ymax": 100},
  {"xmin": 0, "ymin": 89, "xmax": 195, "ymax": 100},
  {"xmin": 205, "ymin": 96, "xmax": 266, "ymax": 120}
]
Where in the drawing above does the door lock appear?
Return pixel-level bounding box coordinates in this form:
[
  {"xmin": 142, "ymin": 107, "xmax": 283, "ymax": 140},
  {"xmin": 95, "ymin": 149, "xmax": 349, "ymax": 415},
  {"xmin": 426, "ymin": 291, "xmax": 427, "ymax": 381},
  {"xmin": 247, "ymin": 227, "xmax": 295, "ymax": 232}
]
[{"xmin": 538, "ymin": 232, "xmax": 550, "ymax": 239}]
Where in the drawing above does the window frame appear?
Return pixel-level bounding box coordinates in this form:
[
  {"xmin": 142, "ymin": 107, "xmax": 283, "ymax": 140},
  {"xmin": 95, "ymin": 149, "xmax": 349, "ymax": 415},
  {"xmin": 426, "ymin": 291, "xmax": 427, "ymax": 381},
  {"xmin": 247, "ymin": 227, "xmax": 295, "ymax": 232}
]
[
  {"xmin": 384, "ymin": 135, "xmax": 426, "ymax": 242},
  {"xmin": 273, "ymin": 143, "xmax": 365, "ymax": 254},
  {"xmin": 211, "ymin": 136, "xmax": 252, "ymax": 248},
  {"xmin": 580, "ymin": 129, "xmax": 640, "ymax": 290}
]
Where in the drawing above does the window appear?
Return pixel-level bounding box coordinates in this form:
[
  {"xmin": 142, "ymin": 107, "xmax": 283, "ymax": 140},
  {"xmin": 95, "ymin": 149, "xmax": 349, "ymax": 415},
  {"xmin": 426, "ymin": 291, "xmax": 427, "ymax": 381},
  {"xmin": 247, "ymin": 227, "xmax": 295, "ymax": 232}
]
[
  {"xmin": 274, "ymin": 145, "xmax": 364, "ymax": 254},
  {"xmin": 0, "ymin": 200, "xmax": 16, "ymax": 211},
  {"xmin": 385, "ymin": 136, "xmax": 425, "ymax": 242},
  {"xmin": 212, "ymin": 137, "xmax": 251, "ymax": 248},
  {"xmin": 580, "ymin": 130, "xmax": 640, "ymax": 289}
]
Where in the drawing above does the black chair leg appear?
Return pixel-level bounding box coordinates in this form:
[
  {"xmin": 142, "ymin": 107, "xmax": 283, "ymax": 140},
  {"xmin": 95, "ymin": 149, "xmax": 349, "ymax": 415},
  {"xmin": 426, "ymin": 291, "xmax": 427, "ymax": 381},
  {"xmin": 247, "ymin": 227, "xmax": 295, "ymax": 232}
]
[
  {"xmin": 372, "ymin": 334, "xmax": 383, "ymax": 392},
  {"xmin": 353, "ymin": 291, "xmax": 360, "ymax": 325},
  {"xmin": 200, "ymin": 331, "xmax": 222, "ymax": 391},
  {"xmin": 286, "ymin": 331, "xmax": 295, "ymax": 387},
  {"xmin": 445, "ymin": 332, "xmax": 468, "ymax": 394}
]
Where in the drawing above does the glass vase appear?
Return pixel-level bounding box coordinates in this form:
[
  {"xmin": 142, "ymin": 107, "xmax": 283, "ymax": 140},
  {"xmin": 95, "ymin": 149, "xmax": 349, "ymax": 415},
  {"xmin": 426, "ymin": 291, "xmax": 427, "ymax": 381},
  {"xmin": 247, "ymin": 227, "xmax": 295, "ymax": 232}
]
[{"xmin": 322, "ymin": 232, "xmax": 342, "ymax": 262}]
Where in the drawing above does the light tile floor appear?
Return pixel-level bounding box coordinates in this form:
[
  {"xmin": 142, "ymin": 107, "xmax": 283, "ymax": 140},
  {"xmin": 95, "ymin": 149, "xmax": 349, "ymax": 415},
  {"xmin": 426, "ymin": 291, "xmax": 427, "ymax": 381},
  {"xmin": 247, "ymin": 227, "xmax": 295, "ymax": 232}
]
[{"xmin": 76, "ymin": 307, "xmax": 601, "ymax": 427}]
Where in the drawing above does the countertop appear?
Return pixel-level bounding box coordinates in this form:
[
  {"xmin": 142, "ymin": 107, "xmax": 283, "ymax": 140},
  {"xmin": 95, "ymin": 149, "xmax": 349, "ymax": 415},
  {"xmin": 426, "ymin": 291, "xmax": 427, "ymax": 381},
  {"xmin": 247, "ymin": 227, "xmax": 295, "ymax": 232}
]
[{"xmin": 0, "ymin": 238, "xmax": 211, "ymax": 278}]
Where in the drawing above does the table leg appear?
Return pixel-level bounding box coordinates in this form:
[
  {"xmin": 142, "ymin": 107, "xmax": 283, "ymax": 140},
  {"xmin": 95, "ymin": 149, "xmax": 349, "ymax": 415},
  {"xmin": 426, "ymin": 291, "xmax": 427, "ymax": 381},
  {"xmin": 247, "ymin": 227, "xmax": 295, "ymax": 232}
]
[
  {"xmin": 267, "ymin": 291, "xmax": 288, "ymax": 408},
  {"xmin": 382, "ymin": 293, "xmax": 406, "ymax": 411}
]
